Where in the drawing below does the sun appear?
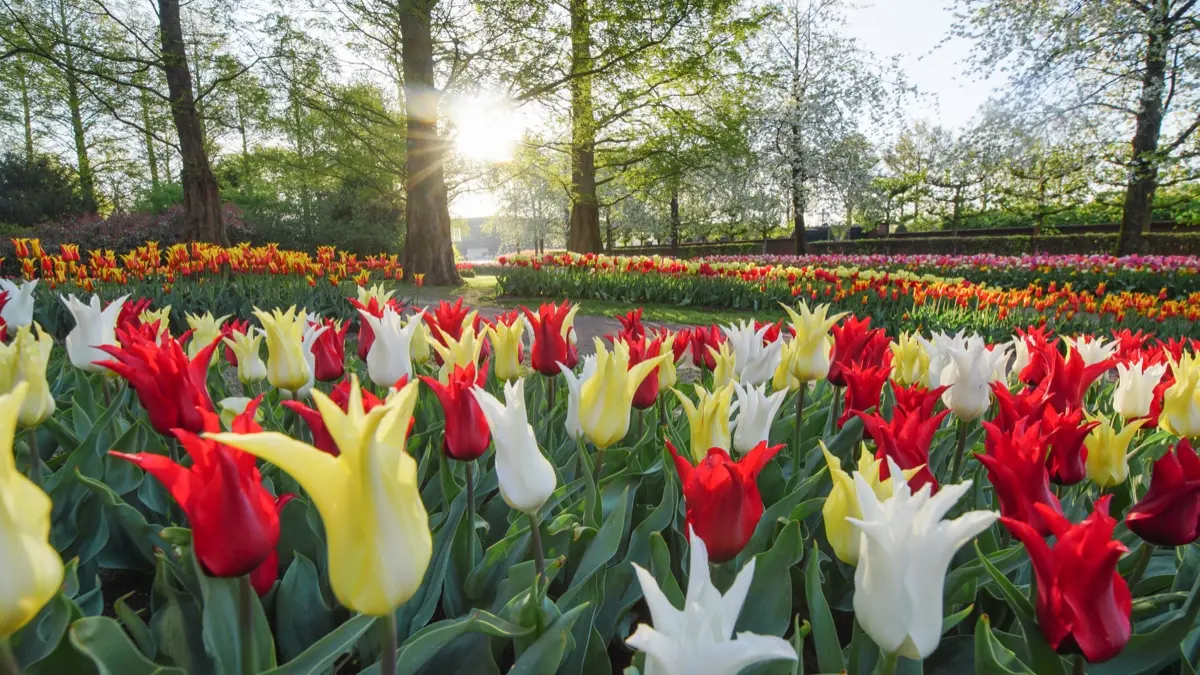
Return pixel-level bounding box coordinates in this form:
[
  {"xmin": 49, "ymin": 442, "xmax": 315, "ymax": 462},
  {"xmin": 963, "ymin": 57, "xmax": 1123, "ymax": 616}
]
[{"xmin": 450, "ymin": 95, "xmax": 524, "ymax": 163}]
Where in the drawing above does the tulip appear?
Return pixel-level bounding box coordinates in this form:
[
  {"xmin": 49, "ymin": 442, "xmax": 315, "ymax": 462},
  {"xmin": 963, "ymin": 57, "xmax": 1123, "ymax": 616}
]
[
  {"xmin": 471, "ymin": 378, "xmax": 557, "ymax": 515},
  {"xmin": 858, "ymin": 390, "xmax": 947, "ymax": 494},
  {"xmin": 1002, "ymin": 496, "xmax": 1131, "ymax": 663},
  {"xmin": 98, "ymin": 329, "xmax": 218, "ymax": 436},
  {"xmin": 1125, "ymin": 438, "xmax": 1200, "ymax": 546},
  {"xmin": 220, "ymin": 318, "xmax": 249, "ymax": 365},
  {"xmin": 217, "ymin": 397, "xmax": 261, "ymax": 430},
  {"xmin": 940, "ymin": 336, "xmax": 1007, "ymax": 421},
  {"xmin": 847, "ymin": 460, "xmax": 998, "ymax": 659},
  {"xmin": 486, "ymin": 320, "xmax": 525, "ymax": 382},
  {"xmin": 112, "ymin": 398, "xmax": 280, "ymax": 579},
  {"xmin": 1064, "ymin": 335, "xmax": 1117, "ymax": 367},
  {"xmin": 425, "ymin": 298, "xmax": 473, "ymax": 345},
  {"xmin": 917, "ymin": 331, "xmax": 965, "ymax": 389},
  {"xmin": 0, "ymin": 324, "xmax": 56, "ymax": 427},
  {"xmin": 1042, "ymin": 407, "xmax": 1100, "ymax": 485},
  {"xmin": 828, "ymin": 315, "xmax": 889, "ymax": 387},
  {"xmin": 249, "ymin": 494, "xmax": 296, "ymax": 596},
  {"xmin": 1084, "ymin": 416, "xmax": 1146, "ymax": 488},
  {"xmin": 655, "ymin": 333, "xmax": 679, "ymax": 390},
  {"xmin": 626, "ymin": 335, "xmax": 666, "ymax": 409},
  {"xmin": 730, "ymin": 381, "xmax": 787, "ymax": 455},
  {"xmin": 626, "ymin": 530, "xmax": 796, "ymax": 675},
  {"xmin": 707, "ymin": 341, "xmax": 736, "ymax": 389},
  {"xmin": 359, "ymin": 308, "xmax": 424, "ymax": 389},
  {"xmin": 822, "ymin": 444, "xmax": 917, "ymax": 566},
  {"xmin": 349, "ymin": 294, "xmax": 400, "ymax": 362},
  {"xmin": 0, "ymin": 384, "xmax": 64, "ymax": 637},
  {"xmin": 409, "ymin": 318, "xmax": 433, "ymax": 366},
  {"xmin": 839, "ymin": 357, "xmax": 892, "ymax": 428},
  {"xmin": 771, "ymin": 339, "xmax": 803, "ymax": 392},
  {"xmin": 686, "ymin": 325, "xmax": 723, "ymax": 370},
  {"xmin": 254, "ymin": 307, "xmax": 324, "ymax": 394},
  {"xmin": 1160, "ymin": 352, "xmax": 1200, "ymax": 438},
  {"xmin": 420, "ymin": 363, "xmax": 491, "ymax": 461},
  {"xmin": 579, "ymin": 338, "xmax": 664, "ymax": 449},
  {"xmin": 185, "ymin": 311, "xmax": 230, "ymax": 362},
  {"xmin": 559, "ymin": 356, "xmax": 598, "ymax": 441},
  {"xmin": 283, "ymin": 380, "xmax": 384, "ymax": 457},
  {"xmin": 139, "ymin": 305, "xmax": 173, "ymax": 339},
  {"xmin": 1038, "ymin": 341, "xmax": 1114, "ymax": 412},
  {"xmin": 780, "ymin": 301, "xmax": 846, "ymax": 382},
  {"xmin": 722, "ymin": 320, "xmax": 783, "ymax": 387},
  {"xmin": 308, "ymin": 317, "xmax": 349, "ymax": 382},
  {"xmin": 223, "ymin": 328, "xmax": 268, "ymax": 384},
  {"xmin": 1113, "ymin": 360, "xmax": 1168, "ymax": 421},
  {"xmin": 430, "ymin": 324, "xmax": 485, "ymax": 383},
  {"xmin": 991, "ymin": 378, "xmax": 1050, "ymax": 433},
  {"xmin": 62, "ymin": 293, "xmax": 128, "ymax": 373},
  {"xmin": 889, "ymin": 332, "xmax": 930, "ymax": 388},
  {"xmin": 522, "ymin": 301, "xmax": 579, "ymax": 376},
  {"xmin": 209, "ymin": 378, "xmax": 432, "ymax": 616},
  {"xmin": 673, "ymin": 383, "xmax": 735, "ymax": 463},
  {"xmin": 614, "ymin": 307, "xmax": 645, "ymax": 342},
  {"xmin": 0, "ymin": 279, "xmax": 36, "ymax": 328},
  {"xmin": 976, "ymin": 420, "xmax": 1063, "ymax": 536},
  {"xmin": 667, "ymin": 438, "xmax": 783, "ymax": 562},
  {"xmin": 356, "ymin": 282, "xmax": 395, "ymax": 308}
]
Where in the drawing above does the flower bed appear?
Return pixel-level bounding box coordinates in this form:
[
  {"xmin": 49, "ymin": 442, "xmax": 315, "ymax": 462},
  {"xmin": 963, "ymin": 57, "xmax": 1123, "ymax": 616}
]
[{"xmin": 0, "ymin": 276, "xmax": 1197, "ymax": 674}]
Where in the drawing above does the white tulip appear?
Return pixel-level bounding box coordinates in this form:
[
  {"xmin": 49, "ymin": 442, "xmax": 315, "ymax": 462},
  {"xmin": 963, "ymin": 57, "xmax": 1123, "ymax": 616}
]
[
  {"xmin": 471, "ymin": 379, "xmax": 557, "ymax": 515},
  {"xmin": 626, "ymin": 530, "xmax": 796, "ymax": 675},
  {"xmin": 847, "ymin": 458, "xmax": 998, "ymax": 659},
  {"xmin": 1064, "ymin": 335, "xmax": 1117, "ymax": 367},
  {"xmin": 1009, "ymin": 334, "xmax": 1031, "ymax": 382},
  {"xmin": 1113, "ymin": 360, "xmax": 1167, "ymax": 421},
  {"xmin": 939, "ymin": 337, "xmax": 1002, "ymax": 421},
  {"xmin": 360, "ymin": 308, "xmax": 423, "ymax": 388},
  {"xmin": 730, "ymin": 381, "xmax": 787, "ymax": 454},
  {"xmin": 722, "ymin": 321, "xmax": 783, "ymax": 387},
  {"xmin": 61, "ymin": 294, "xmax": 127, "ymax": 373},
  {"xmin": 559, "ymin": 355, "xmax": 598, "ymax": 441},
  {"xmin": 917, "ymin": 331, "xmax": 965, "ymax": 388},
  {"xmin": 0, "ymin": 279, "xmax": 37, "ymax": 328}
]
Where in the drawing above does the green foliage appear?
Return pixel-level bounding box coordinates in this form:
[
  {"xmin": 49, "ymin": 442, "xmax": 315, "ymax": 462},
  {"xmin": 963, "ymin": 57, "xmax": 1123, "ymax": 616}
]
[{"xmin": 0, "ymin": 153, "xmax": 89, "ymax": 227}]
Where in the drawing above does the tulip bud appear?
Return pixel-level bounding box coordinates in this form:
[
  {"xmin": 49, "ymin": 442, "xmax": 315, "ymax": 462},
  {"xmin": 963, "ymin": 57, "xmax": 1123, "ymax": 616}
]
[
  {"xmin": 707, "ymin": 341, "xmax": 736, "ymax": 389},
  {"xmin": 255, "ymin": 306, "xmax": 322, "ymax": 393},
  {"xmin": 486, "ymin": 321, "xmax": 525, "ymax": 382},
  {"xmin": 472, "ymin": 379, "xmax": 557, "ymax": 514},
  {"xmin": 0, "ymin": 324, "xmax": 56, "ymax": 427},
  {"xmin": 721, "ymin": 321, "xmax": 783, "ymax": 387},
  {"xmin": 780, "ymin": 302, "xmax": 846, "ymax": 382},
  {"xmin": 889, "ymin": 332, "xmax": 929, "ymax": 388},
  {"xmin": 579, "ymin": 339, "xmax": 664, "ymax": 449},
  {"xmin": 185, "ymin": 311, "xmax": 231, "ymax": 362}
]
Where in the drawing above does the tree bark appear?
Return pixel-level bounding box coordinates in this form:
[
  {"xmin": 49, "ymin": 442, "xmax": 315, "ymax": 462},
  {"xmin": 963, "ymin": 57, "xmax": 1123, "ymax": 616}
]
[
  {"xmin": 399, "ymin": 0, "xmax": 461, "ymax": 286},
  {"xmin": 791, "ymin": 160, "xmax": 807, "ymax": 255},
  {"xmin": 567, "ymin": 0, "xmax": 602, "ymax": 253},
  {"xmin": 1118, "ymin": 7, "xmax": 1170, "ymax": 255},
  {"xmin": 159, "ymin": 0, "xmax": 227, "ymax": 244},
  {"xmin": 604, "ymin": 209, "xmax": 613, "ymax": 251},
  {"xmin": 139, "ymin": 86, "xmax": 160, "ymax": 190},
  {"xmin": 17, "ymin": 56, "xmax": 34, "ymax": 161},
  {"xmin": 669, "ymin": 188, "xmax": 681, "ymax": 256},
  {"xmin": 56, "ymin": 1, "xmax": 95, "ymax": 212}
]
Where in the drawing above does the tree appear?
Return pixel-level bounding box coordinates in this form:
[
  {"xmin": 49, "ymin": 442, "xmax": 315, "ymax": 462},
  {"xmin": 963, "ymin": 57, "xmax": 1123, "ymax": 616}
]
[
  {"xmin": 952, "ymin": 0, "xmax": 1200, "ymax": 254},
  {"xmin": 0, "ymin": 152, "xmax": 87, "ymax": 225}
]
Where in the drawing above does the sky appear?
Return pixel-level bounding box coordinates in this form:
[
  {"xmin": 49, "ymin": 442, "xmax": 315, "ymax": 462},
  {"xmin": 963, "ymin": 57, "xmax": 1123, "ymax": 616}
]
[{"xmin": 450, "ymin": 0, "xmax": 1001, "ymax": 219}]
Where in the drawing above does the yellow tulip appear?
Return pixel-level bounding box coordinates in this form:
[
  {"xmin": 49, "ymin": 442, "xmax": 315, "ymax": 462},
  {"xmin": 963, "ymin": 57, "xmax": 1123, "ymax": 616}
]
[
  {"xmin": 208, "ymin": 378, "xmax": 431, "ymax": 616},
  {"xmin": 780, "ymin": 302, "xmax": 846, "ymax": 382},
  {"xmin": 0, "ymin": 383, "xmax": 65, "ymax": 636},
  {"xmin": 430, "ymin": 325, "xmax": 485, "ymax": 383},
  {"xmin": 889, "ymin": 332, "xmax": 930, "ymax": 388},
  {"xmin": 1084, "ymin": 416, "xmax": 1146, "ymax": 488},
  {"xmin": 223, "ymin": 329, "xmax": 268, "ymax": 384},
  {"xmin": 1160, "ymin": 352, "xmax": 1200, "ymax": 438},
  {"xmin": 139, "ymin": 305, "xmax": 171, "ymax": 337},
  {"xmin": 0, "ymin": 324, "xmax": 56, "ymax": 428},
  {"xmin": 579, "ymin": 338, "xmax": 665, "ymax": 449},
  {"xmin": 656, "ymin": 334, "xmax": 678, "ymax": 390},
  {"xmin": 487, "ymin": 321, "xmax": 525, "ymax": 382},
  {"xmin": 772, "ymin": 339, "xmax": 803, "ymax": 392},
  {"xmin": 185, "ymin": 311, "xmax": 231, "ymax": 362},
  {"xmin": 356, "ymin": 283, "xmax": 395, "ymax": 307},
  {"xmin": 707, "ymin": 341, "xmax": 736, "ymax": 389},
  {"xmin": 822, "ymin": 443, "xmax": 917, "ymax": 566},
  {"xmin": 672, "ymin": 383, "xmax": 735, "ymax": 463},
  {"xmin": 253, "ymin": 306, "xmax": 312, "ymax": 392},
  {"xmin": 410, "ymin": 318, "xmax": 432, "ymax": 366}
]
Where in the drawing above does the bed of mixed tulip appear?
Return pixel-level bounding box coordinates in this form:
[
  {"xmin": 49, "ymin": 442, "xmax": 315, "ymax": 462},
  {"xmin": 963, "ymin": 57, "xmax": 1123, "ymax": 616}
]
[
  {"xmin": 496, "ymin": 252, "xmax": 1200, "ymax": 339},
  {"xmin": 0, "ymin": 279, "xmax": 1199, "ymax": 674}
]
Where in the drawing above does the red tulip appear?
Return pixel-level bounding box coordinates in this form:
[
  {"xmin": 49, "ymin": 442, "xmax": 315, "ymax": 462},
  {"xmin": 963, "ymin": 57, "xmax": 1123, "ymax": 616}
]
[
  {"xmin": 626, "ymin": 335, "xmax": 665, "ymax": 410},
  {"xmin": 977, "ymin": 420, "xmax": 1062, "ymax": 536},
  {"xmin": 249, "ymin": 493, "xmax": 296, "ymax": 596},
  {"xmin": 310, "ymin": 317, "xmax": 350, "ymax": 382},
  {"xmin": 1015, "ymin": 325, "xmax": 1055, "ymax": 387},
  {"xmin": 687, "ymin": 325, "xmax": 723, "ymax": 370},
  {"xmin": 1125, "ymin": 439, "xmax": 1200, "ymax": 546},
  {"xmin": 1042, "ymin": 407, "xmax": 1100, "ymax": 486},
  {"xmin": 754, "ymin": 320, "xmax": 789, "ymax": 345},
  {"xmin": 1110, "ymin": 329, "xmax": 1149, "ymax": 358},
  {"xmin": 990, "ymin": 379, "xmax": 1050, "ymax": 433},
  {"xmin": 891, "ymin": 383, "xmax": 947, "ymax": 421},
  {"xmin": 419, "ymin": 362, "xmax": 491, "ymax": 461},
  {"xmin": 828, "ymin": 316, "xmax": 888, "ymax": 387},
  {"xmin": 667, "ymin": 439, "xmax": 783, "ymax": 563},
  {"xmin": 1003, "ymin": 496, "xmax": 1131, "ymax": 663},
  {"xmin": 283, "ymin": 380, "xmax": 384, "ymax": 456},
  {"xmin": 838, "ymin": 355, "xmax": 892, "ymax": 428},
  {"xmin": 425, "ymin": 297, "xmax": 472, "ymax": 346},
  {"xmin": 615, "ymin": 308, "xmax": 645, "ymax": 342},
  {"xmin": 858, "ymin": 396, "xmax": 946, "ymax": 493},
  {"xmin": 522, "ymin": 301, "xmax": 577, "ymax": 376},
  {"xmin": 117, "ymin": 298, "xmax": 153, "ymax": 329},
  {"xmin": 111, "ymin": 398, "xmax": 281, "ymax": 579},
  {"xmin": 669, "ymin": 328, "xmax": 692, "ymax": 364},
  {"xmin": 1039, "ymin": 342, "xmax": 1114, "ymax": 412},
  {"xmin": 98, "ymin": 328, "xmax": 218, "ymax": 436}
]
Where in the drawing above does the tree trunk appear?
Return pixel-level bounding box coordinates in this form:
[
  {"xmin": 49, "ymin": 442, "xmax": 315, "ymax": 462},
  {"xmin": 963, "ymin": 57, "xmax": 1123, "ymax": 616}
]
[
  {"xmin": 56, "ymin": 1, "xmax": 95, "ymax": 211},
  {"xmin": 1119, "ymin": 8, "xmax": 1170, "ymax": 255},
  {"xmin": 399, "ymin": 0, "xmax": 461, "ymax": 286},
  {"xmin": 669, "ymin": 188, "xmax": 681, "ymax": 256},
  {"xmin": 139, "ymin": 86, "xmax": 160, "ymax": 190},
  {"xmin": 791, "ymin": 161, "xmax": 807, "ymax": 255},
  {"xmin": 159, "ymin": 0, "xmax": 227, "ymax": 244},
  {"xmin": 604, "ymin": 209, "xmax": 613, "ymax": 251},
  {"xmin": 17, "ymin": 56, "xmax": 34, "ymax": 161},
  {"xmin": 567, "ymin": 0, "xmax": 602, "ymax": 253}
]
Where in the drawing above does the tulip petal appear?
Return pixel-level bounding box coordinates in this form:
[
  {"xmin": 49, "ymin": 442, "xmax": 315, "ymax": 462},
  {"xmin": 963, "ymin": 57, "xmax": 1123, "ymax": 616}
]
[{"xmin": 205, "ymin": 431, "xmax": 342, "ymax": 517}]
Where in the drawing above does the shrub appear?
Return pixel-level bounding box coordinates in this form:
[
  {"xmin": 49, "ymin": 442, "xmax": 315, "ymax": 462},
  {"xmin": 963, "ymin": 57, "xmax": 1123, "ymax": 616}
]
[
  {"xmin": 0, "ymin": 153, "xmax": 89, "ymax": 226},
  {"xmin": 33, "ymin": 204, "xmax": 252, "ymax": 254},
  {"xmin": 809, "ymin": 233, "xmax": 1200, "ymax": 256}
]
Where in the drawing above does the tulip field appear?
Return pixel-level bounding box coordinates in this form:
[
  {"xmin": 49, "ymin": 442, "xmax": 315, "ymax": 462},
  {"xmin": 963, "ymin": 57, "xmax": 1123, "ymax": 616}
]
[{"xmin": 1, "ymin": 239, "xmax": 1200, "ymax": 675}]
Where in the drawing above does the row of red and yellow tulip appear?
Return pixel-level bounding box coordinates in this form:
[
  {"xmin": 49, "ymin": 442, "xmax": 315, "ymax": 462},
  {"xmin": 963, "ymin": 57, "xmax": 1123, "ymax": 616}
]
[{"xmin": 0, "ymin": 285, "xmax": 1198, "ymax": 674}]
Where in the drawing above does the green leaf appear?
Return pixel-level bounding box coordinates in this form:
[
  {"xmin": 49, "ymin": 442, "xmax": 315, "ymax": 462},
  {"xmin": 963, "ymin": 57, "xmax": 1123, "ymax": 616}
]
[
  {"xmin": 974, "ymin": 541, "xmax": 1065, "ymax": 675},
  {"xmin": 68, "ymin": 616, "xmax": 186, "ymax": 675},
  {"xmin": 973, "ymin": 615, "xmax": 1035, "ymax": 675},
  {"xmin": 1090, "ymin": 567, "xmax": 1200, "ymax": 675},
  {"xmin": 736, "ymin": 520, "xmax": 803, "ymax": 637},
  {"xmin": 194, "ymin": 553, "xmax": 276, "ymax": 675},
  {"xmin": 561, "ymin": 487, "xmax": 631, "ymax": 607},
  {"xmin": 394, "ymin": 610, "xmax": 530, "ymax": 672},
  {"xmin": 803, "ymin": 542, "xmax": 845, "ymax": 673},
  {"xmin": 508, "ymin": 603, "xmax": 590, "ymax": 675},
  {"xmin": 114, "ymin": 593, "xmax": 157, "ymax": 659},
  {"xmin": 275, "ymin": 554, "xmax": 335, "ymax": 663},
  {"xmin": 74, "ymin": 470, "xmax": 164, "ymax": 566},
  {"xmin": 648, "ymin": 532, "xmax": 684, "ymax": 608},
  {"xmin": 260, "ymin": 615, "xmax": 377, "ymax": 675}
]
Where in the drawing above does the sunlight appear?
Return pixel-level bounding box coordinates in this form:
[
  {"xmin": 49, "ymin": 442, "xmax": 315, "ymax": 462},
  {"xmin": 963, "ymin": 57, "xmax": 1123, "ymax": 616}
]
[{"xmin": 450, "ymin": 95, "xmax": 524, "ymax": 163}]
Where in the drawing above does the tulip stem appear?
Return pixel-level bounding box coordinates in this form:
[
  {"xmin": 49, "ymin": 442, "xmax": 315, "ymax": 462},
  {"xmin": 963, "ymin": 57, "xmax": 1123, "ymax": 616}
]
[
  {"xmin": 1126, "ymin": 542, "xmax": 1152, "ymax": 593},
  {"xmin": 528, "ymin": 510, "xmax": 546, "ymax": 581},
  {"xmin": 949, "ymin": 418, "xmax": 970, "ymax": 484},
  {"xmin": 465, "ymin": 460, "xmax": 477, "ymax": 569},
  {"xmin": 380, "ymin": 612, "xmax": 398, "ymax": 675},
  {"xmin": 0, "ymin": 635, "xmax": 20, "ymax": 675},
  {"xmin": 27, "ymin": 429, "xmax": 42, "ymax": 487},
  {"xmin": 791, "ymin": 386, "xmax": 806, "ymax": 478},
  {"xmin": 877, "ymin": 651, "xmax": 900, "ymax": 675},
  {"xmin": 238, "ymin": 575, "xmax": 256, "ymax": 675}
]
